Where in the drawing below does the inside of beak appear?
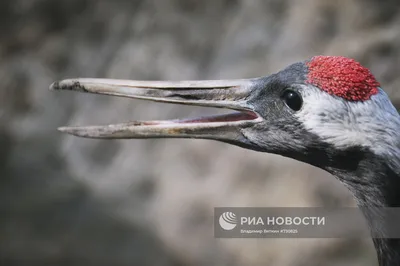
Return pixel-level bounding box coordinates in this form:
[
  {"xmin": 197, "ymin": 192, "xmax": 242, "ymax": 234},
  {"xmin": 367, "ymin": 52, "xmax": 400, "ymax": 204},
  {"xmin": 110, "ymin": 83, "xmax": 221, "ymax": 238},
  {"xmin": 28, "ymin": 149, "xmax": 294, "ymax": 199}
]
[{"xmin": 50, "ymin": 78, "xmax": 261, "ymax": 139}]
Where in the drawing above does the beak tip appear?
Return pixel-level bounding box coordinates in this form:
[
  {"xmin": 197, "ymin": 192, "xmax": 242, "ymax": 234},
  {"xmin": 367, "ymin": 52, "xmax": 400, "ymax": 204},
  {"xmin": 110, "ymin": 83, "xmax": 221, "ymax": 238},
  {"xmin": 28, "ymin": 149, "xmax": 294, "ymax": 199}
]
[
  {"xmin": 58, "ymin": 126, "xmax": 74, "ymax": 135},
  {"xmin": 49, "ymin": 81, "xmax": 60, "ymax": 90},
  {"xmin": 49, "ymin": 79, "xmax": 87, "ymax": 92},
  {"xmin": 57, "ymin": 126, "xmax": 102, "ymax": 138},
  {"xmin": 58, "ymin": 126, "xmax": 81, "ymax": 137}
]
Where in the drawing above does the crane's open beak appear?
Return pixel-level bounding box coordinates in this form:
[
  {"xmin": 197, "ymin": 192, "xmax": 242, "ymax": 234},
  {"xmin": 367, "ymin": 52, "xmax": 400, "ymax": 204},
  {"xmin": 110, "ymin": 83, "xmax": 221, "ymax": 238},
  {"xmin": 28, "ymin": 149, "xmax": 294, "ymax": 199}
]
[{"xmin": 50, "ymin": 78, "xmax": 263, "ymax": 142}]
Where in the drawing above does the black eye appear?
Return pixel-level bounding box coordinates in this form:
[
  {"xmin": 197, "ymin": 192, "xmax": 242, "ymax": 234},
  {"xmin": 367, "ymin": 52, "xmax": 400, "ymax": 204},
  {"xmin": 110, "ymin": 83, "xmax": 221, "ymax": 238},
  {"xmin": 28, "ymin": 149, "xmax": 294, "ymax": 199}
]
[{"xmin": 282, "ymin": 89, "xmax": 302, "ymax": 111}]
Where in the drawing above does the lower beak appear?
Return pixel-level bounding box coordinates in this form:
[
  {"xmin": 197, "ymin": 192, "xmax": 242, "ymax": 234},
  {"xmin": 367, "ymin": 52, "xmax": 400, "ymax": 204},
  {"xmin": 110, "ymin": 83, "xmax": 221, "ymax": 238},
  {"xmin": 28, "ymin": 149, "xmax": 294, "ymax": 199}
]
[{"xmin": 50, "ymin": 78, "xmax": 262, "ymax": 142}]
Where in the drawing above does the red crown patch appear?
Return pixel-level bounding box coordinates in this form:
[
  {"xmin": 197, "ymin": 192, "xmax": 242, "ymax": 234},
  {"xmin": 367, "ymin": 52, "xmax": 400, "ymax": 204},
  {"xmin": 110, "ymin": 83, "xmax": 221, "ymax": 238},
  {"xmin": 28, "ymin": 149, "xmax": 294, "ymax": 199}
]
[{"xmin": 306, "ymin": 56, "xmax": 380, "ymax": 101}]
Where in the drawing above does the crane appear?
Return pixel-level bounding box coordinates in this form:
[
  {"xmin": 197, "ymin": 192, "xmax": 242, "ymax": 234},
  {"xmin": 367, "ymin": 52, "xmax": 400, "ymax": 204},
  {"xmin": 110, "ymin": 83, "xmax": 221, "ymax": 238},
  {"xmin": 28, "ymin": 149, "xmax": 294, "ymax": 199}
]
[{"xmin": 50, "ymin": 56, "xmax": 400, "ymax": 266}]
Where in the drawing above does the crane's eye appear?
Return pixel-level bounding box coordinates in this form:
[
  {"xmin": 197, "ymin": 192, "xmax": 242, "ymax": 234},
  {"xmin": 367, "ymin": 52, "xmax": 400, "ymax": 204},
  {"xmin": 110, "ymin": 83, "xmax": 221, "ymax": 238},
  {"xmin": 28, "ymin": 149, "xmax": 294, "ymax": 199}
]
[{"xmin": 282, "ymin": 89, "xmax": 302, "ymax": 111}]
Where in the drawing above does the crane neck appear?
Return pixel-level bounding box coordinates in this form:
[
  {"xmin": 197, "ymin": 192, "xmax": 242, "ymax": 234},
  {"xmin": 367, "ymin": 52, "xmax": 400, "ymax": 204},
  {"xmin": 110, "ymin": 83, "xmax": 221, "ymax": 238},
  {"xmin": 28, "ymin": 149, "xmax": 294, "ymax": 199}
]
[{"xmin": 327, "ymin": 148, "xmax": 400, "ymax": 266}]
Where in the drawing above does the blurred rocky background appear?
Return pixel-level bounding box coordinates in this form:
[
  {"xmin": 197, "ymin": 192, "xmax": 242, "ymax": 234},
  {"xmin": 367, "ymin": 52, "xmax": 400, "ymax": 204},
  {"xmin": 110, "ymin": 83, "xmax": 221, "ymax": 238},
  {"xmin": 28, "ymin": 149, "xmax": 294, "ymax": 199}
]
[{"xmin": 1, "ymin": 0, "xmax": 400, "ymax": 265}]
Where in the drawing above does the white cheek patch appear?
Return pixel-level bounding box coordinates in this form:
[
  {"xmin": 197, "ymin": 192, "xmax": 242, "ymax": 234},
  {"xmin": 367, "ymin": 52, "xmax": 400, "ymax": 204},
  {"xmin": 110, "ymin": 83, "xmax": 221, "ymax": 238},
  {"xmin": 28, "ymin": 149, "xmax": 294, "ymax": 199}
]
[{"xmin": 295, "ymin": 86, "xmax": 400, "ymax": 156}]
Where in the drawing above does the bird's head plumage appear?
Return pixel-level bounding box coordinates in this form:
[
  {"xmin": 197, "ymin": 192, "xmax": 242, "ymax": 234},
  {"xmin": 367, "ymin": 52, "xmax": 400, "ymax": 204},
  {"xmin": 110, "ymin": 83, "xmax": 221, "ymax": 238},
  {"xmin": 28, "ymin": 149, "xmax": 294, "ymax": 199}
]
[
  {"xmin": 234, "ymin": 56, "xmax": 398, "ymax": 162},
  {"xmin": 306, "ymin": 56, "xmax": 380, "ymax": 101}
]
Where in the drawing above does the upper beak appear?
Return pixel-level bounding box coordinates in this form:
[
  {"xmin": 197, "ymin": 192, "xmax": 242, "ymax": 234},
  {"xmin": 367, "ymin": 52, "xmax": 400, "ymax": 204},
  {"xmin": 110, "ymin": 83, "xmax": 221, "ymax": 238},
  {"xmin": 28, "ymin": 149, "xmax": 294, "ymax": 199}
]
[{"xmin": 50, "ymin": 78, "xmax": 262, "ymax": 142}]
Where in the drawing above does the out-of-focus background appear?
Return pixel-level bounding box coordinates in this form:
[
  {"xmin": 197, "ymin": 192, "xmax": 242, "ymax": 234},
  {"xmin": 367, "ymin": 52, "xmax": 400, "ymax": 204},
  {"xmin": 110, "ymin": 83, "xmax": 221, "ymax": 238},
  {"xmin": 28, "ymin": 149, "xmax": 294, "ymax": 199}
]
[{"xmin": 1, "ymin": 0, "xmax": 400, "ymax": 265}]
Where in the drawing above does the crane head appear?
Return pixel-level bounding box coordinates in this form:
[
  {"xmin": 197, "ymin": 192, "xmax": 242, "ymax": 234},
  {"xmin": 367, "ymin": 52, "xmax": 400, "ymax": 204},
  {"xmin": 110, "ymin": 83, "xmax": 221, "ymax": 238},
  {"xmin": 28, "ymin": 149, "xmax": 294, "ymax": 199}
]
[{"xmin": 50, "ymin": 56, "xmax": 399, "ymax": 171}]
